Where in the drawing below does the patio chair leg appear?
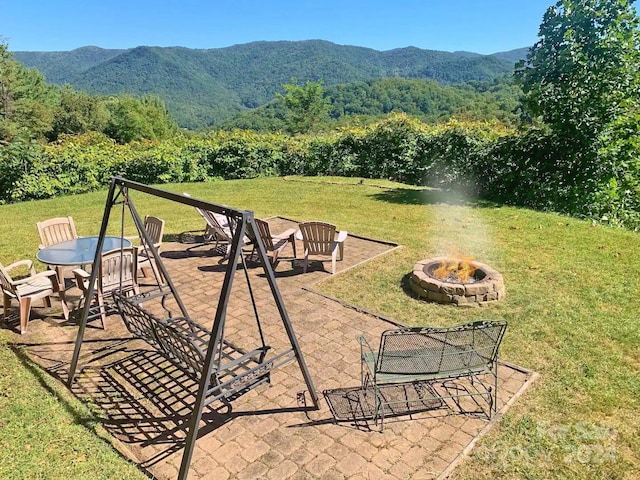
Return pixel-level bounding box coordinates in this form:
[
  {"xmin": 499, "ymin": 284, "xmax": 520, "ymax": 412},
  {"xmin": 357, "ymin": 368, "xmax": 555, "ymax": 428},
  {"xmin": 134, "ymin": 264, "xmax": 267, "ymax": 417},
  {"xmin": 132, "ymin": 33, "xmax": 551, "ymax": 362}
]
[
  {"xmin": 97, "ymin": 291, "xmax": 106, "ymax": 329},
  {"xmin": 19, "ymin": 297, "xmax": 32, "ymax": 334},
  {"xmin": 57, "ymin": 289, "xmax": 70, "ymax": 320},
  {"xmin": 3, "ymin": 292, "xmax": 10, "ymax": 317}
]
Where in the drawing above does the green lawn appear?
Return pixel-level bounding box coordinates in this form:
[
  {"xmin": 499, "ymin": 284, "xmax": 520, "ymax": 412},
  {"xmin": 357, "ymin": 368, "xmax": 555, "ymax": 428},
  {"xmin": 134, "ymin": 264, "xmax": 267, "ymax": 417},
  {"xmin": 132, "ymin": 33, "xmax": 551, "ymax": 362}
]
[{"xmin": 1, "ymin": 176, "xmax": 639, "ymax": 479}]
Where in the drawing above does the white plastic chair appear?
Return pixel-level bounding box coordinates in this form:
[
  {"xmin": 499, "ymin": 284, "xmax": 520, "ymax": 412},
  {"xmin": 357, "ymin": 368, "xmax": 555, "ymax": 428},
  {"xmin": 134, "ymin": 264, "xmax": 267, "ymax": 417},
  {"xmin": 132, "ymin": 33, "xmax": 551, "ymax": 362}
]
[
  {"xmin": 73, "ymin": 247, "xmax": 139, "ymax": 328},
  {"xmin": 1, "ymin": 259, "xmax": 68, "ymax": 334}
]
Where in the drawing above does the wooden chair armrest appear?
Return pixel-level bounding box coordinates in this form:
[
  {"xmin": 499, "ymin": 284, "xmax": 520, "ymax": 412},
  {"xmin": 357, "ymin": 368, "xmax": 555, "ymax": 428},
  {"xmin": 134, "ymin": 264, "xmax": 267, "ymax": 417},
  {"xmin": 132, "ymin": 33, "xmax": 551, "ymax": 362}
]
[
  {"xmin": 272, "ymin": 228, "xmax": 297, "ymax": 240},
  {"xmin": 6, "ymin": 259, "xmax": 34, "ymax": 273},
  {"xmin": 72, "ymin": 268, "xmax": 90, "ymax": 279},
  {"xmin": 72, "ymin": 268, "xmax": 91, "ymax": 292},
  {"xmin": 11, "ymin": 270, "xmax": 59, "ymax": 291}
]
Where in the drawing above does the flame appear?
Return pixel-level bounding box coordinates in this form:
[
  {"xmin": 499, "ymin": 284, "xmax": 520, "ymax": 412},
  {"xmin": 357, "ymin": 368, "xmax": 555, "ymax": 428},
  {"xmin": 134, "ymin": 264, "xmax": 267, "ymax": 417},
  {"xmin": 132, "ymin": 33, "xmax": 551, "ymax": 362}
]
[{"xmin": 433, "ymin": 245, "xmax": 477, "ymax": 283}]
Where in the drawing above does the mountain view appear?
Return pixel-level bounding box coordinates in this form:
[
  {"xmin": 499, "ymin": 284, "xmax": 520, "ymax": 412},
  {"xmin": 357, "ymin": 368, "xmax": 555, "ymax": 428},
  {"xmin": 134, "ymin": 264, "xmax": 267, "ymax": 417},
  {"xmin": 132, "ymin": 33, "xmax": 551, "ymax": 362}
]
[{"xmin": 14, "ymin": 40, "xmax": 528, "ymax": 129}]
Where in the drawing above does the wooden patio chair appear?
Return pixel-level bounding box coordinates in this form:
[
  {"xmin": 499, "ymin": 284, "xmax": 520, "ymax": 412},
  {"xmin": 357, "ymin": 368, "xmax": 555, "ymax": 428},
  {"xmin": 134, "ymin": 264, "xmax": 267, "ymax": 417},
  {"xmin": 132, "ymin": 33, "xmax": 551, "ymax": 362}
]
[
  {"xmin": 184, "ymin": 192, "xmax": 235, "ymax": 256},
  {"xmin": 295, "ymin": 221, "xmax": 348, "ymax": 274},
  {"xmin": 134, "ymin": 215, "xmax": 165, "ymax": 281},
  {"xmin": 250, "ymin": 218, "xmax": 297, "ymax": 266},
  {"xmin": 37, "ymin": 216, "xmax": 79, "ymax": 249},
  {"xmin": 0, "ymin": 259, "xmax": 68, "ymax": 334},
  {"xmin": 73, "ymin": 247, "xmax": 139, "ymax": 328},
  {"xmin": 36, "ymin": 216, "xmax": 85, "ymax": 280}
]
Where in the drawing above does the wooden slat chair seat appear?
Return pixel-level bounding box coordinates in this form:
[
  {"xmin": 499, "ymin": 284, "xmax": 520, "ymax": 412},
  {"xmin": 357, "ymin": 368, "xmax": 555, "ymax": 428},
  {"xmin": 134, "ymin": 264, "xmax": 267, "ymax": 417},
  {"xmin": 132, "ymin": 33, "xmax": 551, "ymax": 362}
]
[{"xmin": 358, "ymin": 320, "xmax": 507, "ymax": 429}]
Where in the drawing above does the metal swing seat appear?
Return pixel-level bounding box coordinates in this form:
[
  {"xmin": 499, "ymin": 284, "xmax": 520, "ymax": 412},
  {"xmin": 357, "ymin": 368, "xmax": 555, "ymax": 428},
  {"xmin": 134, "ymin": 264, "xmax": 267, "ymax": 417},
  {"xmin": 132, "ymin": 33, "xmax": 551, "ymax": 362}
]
[{"xmin": 68, "ymin": 177, "xmax": 318, "ymax": 480}]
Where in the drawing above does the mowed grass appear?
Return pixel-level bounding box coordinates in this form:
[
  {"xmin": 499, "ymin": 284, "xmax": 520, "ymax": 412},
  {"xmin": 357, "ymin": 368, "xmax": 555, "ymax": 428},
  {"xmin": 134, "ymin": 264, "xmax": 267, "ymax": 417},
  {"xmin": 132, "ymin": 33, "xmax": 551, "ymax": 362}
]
[{"xmin": 0, "ymin": 176, "xmax": 639, "ymax": 479}]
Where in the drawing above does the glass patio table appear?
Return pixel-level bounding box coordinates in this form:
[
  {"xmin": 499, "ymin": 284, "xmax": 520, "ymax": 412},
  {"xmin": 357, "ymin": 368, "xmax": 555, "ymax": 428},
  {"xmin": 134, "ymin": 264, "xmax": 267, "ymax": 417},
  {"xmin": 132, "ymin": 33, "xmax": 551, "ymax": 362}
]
[{"xmin": 36, "ymin": 236, "xmax": 132, "ymax": 318}]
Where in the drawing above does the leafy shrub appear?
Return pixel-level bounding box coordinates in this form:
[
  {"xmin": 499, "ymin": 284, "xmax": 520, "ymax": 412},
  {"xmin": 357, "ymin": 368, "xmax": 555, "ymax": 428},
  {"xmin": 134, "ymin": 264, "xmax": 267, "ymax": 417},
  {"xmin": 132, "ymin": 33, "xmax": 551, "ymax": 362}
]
[{"xmin": 2, "ymin": 113, "xmax": 640, "ymax": 230}]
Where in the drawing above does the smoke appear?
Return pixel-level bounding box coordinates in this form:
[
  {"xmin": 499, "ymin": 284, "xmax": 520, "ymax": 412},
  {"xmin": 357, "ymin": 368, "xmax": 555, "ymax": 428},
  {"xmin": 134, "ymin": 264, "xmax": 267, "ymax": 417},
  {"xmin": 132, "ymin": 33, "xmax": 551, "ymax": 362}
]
[{"xmin": 423, "ymin": 184, "xmax": 495, "ymax": 262}]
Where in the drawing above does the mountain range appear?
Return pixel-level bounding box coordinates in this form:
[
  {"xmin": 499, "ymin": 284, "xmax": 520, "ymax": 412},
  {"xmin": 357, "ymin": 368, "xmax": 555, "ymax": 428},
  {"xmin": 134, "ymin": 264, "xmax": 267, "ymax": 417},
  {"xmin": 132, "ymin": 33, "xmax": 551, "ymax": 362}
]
[{"xmin": 13, "ymin": 40, "xmax": 529, "ymax": 129}]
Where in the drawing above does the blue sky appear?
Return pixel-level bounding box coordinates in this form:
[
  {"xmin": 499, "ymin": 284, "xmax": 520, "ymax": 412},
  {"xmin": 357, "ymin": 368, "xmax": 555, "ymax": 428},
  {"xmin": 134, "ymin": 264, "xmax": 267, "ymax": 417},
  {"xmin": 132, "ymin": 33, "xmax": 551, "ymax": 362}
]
[{"xmin": 1, "ymin": 0, "xmax": 553, "ymax": 54}]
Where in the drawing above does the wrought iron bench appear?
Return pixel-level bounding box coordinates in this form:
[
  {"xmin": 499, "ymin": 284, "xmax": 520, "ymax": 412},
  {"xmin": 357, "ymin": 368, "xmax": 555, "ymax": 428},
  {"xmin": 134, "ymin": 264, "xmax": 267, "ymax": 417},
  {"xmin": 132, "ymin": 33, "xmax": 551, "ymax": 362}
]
[
  {"xmin": 113, "ymin": 290, "xmax": 273, "ymax": 406},
  {"xmin": 358, "ymin": 319, "xmax": 508, "ymax": 429}
]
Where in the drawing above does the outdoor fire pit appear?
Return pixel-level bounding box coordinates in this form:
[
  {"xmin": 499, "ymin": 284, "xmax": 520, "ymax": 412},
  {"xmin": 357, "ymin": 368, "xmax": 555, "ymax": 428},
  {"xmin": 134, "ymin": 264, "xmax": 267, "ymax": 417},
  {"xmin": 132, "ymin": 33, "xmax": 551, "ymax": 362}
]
[{"xmin": 408, "ymin": 254, "xmax": 505, "ymax": 307}]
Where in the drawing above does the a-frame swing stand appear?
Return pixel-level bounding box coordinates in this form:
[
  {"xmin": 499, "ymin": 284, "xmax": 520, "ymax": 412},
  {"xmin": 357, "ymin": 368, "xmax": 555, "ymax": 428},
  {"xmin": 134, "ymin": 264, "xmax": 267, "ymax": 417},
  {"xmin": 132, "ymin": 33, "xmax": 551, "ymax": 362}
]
[{"xmin": 67, "ymin": 176, "xmax": 319, "ymax": 479}]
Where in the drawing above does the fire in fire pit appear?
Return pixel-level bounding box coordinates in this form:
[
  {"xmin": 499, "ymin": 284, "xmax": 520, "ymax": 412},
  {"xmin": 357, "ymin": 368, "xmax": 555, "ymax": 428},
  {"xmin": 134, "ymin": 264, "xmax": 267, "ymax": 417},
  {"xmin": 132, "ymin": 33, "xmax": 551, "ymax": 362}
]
[
  {"xmin": 408, "ymin": 247, "xmax": 505, "ymax": 307},
  {"xmin": 432, "ymin": 245, "xmax": 478, "ymax": 284}
]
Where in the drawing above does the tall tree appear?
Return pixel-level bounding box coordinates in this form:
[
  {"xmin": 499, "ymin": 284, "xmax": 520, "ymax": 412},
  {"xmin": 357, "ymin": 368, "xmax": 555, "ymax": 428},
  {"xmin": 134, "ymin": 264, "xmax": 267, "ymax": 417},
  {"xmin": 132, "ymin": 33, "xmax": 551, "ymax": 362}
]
[
  {"xmin": 103, "ymin": 95, "xmax": 176, "ymax": 143},
  {"xmin": 515, "ymin": 0, "xmax": 640, "ymax": 147},
  {"xmin": 515, "ymin": 0, "xmax": 640, "ymax": 226},
  {"xmin": 0, "ymin": 39, "xmax": 56, "ymax": 141},
  {"xmin": 277, "ymin": 79, "xmax": 330, "ymax": 134},
  {"xmin": 47, "ymin": 85, "xmax": 109, "ymax": 141}
]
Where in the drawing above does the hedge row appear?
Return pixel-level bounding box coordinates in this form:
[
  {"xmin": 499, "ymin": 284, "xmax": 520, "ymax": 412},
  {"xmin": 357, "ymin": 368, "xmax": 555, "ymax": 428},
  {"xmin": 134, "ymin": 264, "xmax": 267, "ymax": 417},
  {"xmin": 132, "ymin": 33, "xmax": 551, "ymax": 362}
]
[{"xmin": 1, "ymin": 113, "xmax": 638, "ymax": 229}]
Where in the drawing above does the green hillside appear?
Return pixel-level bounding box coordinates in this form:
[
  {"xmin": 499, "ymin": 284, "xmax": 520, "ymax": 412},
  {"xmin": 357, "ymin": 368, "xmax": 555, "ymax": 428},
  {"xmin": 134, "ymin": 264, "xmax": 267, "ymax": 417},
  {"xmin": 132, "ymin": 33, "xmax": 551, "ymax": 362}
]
[
  {"xmin": 13, "ymin": 45, "xmax": 126, "ymax": 83},
  {"xmin": 219, "ymin": 77, "xmax": 521, "ymax": 131},
  {"xmin": 13, "ymin": 40, "xmax": 526, "ymax": 129}
]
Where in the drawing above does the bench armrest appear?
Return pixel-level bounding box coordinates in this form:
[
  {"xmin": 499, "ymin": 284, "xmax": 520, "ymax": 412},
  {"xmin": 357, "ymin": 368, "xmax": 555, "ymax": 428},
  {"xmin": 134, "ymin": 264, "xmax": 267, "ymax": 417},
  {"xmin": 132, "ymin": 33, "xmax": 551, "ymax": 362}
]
[
  {"xmin": 219, "ymin": 346, "xmax": 271, "ymax": 372},
  {"xmin": 357, "ymin": 334, "xmax": 377, "ymax": 378}
]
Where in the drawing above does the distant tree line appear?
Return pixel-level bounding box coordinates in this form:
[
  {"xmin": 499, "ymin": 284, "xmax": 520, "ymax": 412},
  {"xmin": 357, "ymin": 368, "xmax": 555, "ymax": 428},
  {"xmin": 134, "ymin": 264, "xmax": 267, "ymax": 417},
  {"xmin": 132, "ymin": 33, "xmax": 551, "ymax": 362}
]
[{"xmin": 218, "ymin": 77, "xmax": 521, "ymax": 132}]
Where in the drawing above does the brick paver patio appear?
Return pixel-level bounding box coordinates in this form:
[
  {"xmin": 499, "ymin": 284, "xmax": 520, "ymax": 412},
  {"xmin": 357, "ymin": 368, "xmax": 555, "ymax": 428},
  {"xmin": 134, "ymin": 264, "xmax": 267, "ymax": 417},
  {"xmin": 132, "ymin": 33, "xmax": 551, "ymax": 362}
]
[{"xmin": 4, "ymin": 217, "xmax": 535, "ymax": 480}]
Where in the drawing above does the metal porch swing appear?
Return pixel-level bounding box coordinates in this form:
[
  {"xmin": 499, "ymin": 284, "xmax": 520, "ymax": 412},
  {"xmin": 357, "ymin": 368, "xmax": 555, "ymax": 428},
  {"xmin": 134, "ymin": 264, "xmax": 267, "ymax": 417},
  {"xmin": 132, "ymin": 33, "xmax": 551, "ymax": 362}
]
[{"xmin": 67, "ymin": 176, "xmax": 318, "ymax": 480}]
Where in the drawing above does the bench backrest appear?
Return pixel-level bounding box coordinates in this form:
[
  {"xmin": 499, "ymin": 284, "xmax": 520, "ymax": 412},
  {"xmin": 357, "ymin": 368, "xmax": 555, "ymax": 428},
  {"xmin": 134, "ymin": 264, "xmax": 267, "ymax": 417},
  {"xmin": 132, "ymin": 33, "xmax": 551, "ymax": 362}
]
[
  {"xmin": 113, "ymin": 291, "xmax": 273, "ymax": 399},
  {"xmin": 376, "ymin": 320, "xmax": 507, "ymax": 377},
  {"xmin": 113, "ymin": 291, "xmax": 207, "ymax": 381}
]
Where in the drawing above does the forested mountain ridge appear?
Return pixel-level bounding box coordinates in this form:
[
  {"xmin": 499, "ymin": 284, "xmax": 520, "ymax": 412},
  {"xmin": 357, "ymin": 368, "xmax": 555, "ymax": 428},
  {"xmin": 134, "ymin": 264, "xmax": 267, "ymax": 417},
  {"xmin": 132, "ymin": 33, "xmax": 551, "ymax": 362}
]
[{"xmin": 13, "ymin": 40, "xmax": 527, "ymax": 129}]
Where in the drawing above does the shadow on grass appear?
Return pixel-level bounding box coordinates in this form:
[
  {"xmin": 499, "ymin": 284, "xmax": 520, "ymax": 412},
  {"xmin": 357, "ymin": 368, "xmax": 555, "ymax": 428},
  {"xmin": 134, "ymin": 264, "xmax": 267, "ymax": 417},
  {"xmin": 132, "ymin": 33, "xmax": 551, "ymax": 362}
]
[
  {"xmin": 9, "ymin": 340, "xmax": 316, "ymax": 474},
  {"xmin": 371, "ymin": 187, "xmax": 501, "ymax": 208}
]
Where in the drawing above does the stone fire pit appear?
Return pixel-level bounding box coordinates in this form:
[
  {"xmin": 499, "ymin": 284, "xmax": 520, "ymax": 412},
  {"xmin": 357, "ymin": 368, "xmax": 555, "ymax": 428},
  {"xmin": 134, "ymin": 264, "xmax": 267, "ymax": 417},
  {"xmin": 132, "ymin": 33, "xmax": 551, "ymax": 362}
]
[{"xmin": 408, "ymin": 257, "xmax": 505, "ymax": 307}]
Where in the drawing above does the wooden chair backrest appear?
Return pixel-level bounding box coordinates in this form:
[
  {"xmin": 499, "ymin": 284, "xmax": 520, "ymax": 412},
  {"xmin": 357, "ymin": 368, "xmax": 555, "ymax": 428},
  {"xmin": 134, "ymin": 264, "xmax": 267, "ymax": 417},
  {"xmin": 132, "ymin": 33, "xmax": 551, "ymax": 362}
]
[
  {"xmin": 254, "ymin": 218, "xmax": 275, "ymax": 250},
  {"xmin": 99, "ymin": 247, "xmax": 138, "ymax": 294},
  {"xmin": 37, "ymin": 216, "xmax": 78, "ymax": 248},
  {"xmin": 298, "ymin": 221, "xmax": 337, "ymax": 255},
  {"xmin": 143, "ymin": 216, "xmax": 165, "ymax": 249}
]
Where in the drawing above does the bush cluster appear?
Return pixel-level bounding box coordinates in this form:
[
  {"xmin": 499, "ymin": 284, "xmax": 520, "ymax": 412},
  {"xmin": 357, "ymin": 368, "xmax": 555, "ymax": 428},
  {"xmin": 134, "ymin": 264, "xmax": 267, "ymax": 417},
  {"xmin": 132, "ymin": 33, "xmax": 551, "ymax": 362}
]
[{"xmin": 1, "ymin": 113, "xmax": 638, "ymax": 229}]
